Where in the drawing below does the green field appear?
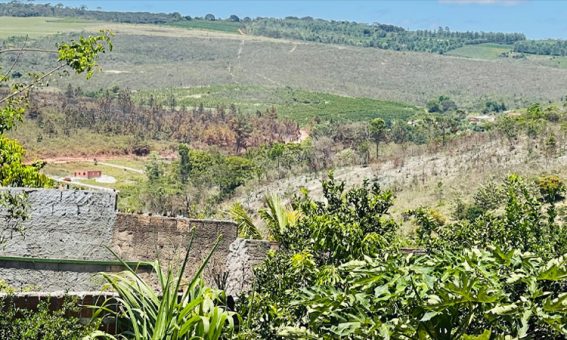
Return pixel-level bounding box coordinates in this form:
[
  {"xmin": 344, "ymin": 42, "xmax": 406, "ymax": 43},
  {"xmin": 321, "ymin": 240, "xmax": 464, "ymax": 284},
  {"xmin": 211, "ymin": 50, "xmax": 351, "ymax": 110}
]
[
  {"xmin": 167, "ymin": 19, "xmax": 242, "ymax": 33},
  {"xmin": 135, "ymin": 85, "xmax": 422, "ymax": 125},
  {"xmin": 103, "ymin": 158, "xmax": 149, "ymax": 170},
  {"xmin": 446, "ymin": 43, "xmax": 513, "ymax": 60},
  {"xmin": 0, "ymin": 16, "xmax": 102, "ymax": 39}
]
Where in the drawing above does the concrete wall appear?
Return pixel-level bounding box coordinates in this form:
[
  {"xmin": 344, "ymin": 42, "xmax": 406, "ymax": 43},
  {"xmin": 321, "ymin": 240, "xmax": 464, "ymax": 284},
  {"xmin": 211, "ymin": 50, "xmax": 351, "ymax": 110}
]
[
  {"xmin": 225, "ymin": 238, "xmax": 272, "ymax": 296},
  {"xmin": 0, "ymin": 188, "xmax": 238, "ymax": 292},
  {"xmin": 0, "ymin": 188, "xmax": 117, "ymax": 260}
]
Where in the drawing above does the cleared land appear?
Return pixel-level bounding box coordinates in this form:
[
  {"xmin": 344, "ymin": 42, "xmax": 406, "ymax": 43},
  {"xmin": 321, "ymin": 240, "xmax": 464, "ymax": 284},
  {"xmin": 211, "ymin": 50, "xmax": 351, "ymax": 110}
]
[
  {"xmin": 227, "ymin": 133, "xmax": 567, "ymax": 233},
  {"xmin": 3, "ymin": 18, "xmax": 567, "ymax": 109},
  {"xmin": 446, "ymin": 43, "xmax": 512, "ymax": 60},
  {"xmin": 56, "ymin": 32, "xmax": 567, "ymax": 109}
]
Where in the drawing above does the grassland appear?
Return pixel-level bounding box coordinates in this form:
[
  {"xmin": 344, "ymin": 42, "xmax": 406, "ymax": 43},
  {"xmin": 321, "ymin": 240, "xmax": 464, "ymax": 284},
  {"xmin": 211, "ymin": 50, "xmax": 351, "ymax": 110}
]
[
  {"xmin": 43, "ymin": 161, "xmax": 143, "ymax": 185},
  {"xmin": 54, "ymin": 32, "xmax": 567, "ymax": 110},
  {"xmin": 446, "ymin": 43, "xmax": 567, "ymax": 69},
  {"xmin": 167, "ymin": 20, "xmax": 241, "ymax": 33},
  {"xmin": 8, "ymin": 124, "xmax": 174, "ymax": 159},
  {"xmin": 136, "ymin": 85, "xmax": 421, "ymax": 124},
  {"xmin": 2, "ymin": 17, "xmax": 567, "ymax": 109},
  {"xmin": 43, "ymin": 160, "xmax": 145, "ymax": 211},
  {"xmin": 524, "ymin": 55, "xmax": 567, "ymax": 69},
  {"xmin": 0, "ymin": 16, "xmax": 102, "ymax": 39},
  {"xmin": 446, "ymin": 43, "xmax": 512, "ymax": 60}
]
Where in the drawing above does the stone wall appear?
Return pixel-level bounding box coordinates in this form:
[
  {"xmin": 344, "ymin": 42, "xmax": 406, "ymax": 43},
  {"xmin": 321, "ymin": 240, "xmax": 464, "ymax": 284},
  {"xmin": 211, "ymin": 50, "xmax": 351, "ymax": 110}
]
[
  {"xmin": 112, "ymin": 213, "xmax": 238, "ymax": 280},
  {"xmin": 225, "ymin": 239, "xmax": 272, "ymax": 296}
]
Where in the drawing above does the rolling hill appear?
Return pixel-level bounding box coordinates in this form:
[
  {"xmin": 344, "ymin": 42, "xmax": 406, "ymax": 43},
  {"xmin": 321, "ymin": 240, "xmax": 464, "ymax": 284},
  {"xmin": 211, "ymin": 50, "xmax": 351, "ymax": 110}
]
[{"xmin": 2, "ymin": 20, "xmax": 564, "ymax": 112}]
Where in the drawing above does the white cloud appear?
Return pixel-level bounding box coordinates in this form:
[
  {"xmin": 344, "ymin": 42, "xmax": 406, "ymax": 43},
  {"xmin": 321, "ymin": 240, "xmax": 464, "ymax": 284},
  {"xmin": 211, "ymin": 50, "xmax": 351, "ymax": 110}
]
[{"xmin": 439, "ymin": 0, "xmax": 524, "ymax": 5}]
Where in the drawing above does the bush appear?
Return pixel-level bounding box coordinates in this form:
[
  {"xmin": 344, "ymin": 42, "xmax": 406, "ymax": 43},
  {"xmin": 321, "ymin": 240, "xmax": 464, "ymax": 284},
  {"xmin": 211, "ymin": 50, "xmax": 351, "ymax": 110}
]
[
  {"xmin": 238, "ymin": 173, "xmax": 399, "ymax": 337},
  {"xmin": 0, "ymin": 297, "xmax": 100, "ymax": 339},
  {"xmin": 286, "ymin": 248, "xmax": 567, "ymax": 338},
  {"xmin": 411, "ymin": 174, "xmax": 567, "ymax": 257}
]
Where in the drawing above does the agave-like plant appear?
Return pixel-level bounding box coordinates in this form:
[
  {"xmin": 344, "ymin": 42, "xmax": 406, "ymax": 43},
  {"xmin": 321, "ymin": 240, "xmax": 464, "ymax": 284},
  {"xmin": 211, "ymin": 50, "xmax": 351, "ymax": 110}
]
[
  {"xmin": 89, "ymin": 231, "xmax": 238, "ymax": 339},
  {"xmin": 228, "ymin": 202, "xmax": 262, "ymax": 240},
  {"xmin": 260, "ymin": 194, "xmax": 301, "ymax": 240}
]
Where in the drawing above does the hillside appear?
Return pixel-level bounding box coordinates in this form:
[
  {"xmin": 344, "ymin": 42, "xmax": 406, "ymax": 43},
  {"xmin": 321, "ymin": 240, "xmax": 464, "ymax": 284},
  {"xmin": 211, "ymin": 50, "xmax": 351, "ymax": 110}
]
[
  {"xmin": 227, "ymin": 127, "xmax": 567, "ymax": 233},
  {"xmin": 2, "ymin": 21, "xmax": 565, "ymax": 111}
]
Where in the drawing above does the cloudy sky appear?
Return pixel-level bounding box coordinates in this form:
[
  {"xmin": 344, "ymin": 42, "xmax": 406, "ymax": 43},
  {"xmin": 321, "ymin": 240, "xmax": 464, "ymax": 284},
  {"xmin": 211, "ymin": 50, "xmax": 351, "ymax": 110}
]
[{"xmin": 9, "ymin": 0, "xmax": 567, "ymax": 39}]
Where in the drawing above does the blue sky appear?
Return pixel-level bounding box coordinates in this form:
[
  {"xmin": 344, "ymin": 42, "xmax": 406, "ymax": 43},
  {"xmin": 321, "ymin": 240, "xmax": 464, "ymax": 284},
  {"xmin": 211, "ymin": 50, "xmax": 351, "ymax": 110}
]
[{"xmin": 9, "ymin": 1, "xmax": 567, "ymax": 39}]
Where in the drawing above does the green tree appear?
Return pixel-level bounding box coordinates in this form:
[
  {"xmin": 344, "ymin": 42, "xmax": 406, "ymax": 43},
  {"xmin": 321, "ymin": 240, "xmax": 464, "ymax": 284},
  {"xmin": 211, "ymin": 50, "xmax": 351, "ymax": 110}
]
[
  {"xmin": 178, "ymin": 143, "xmax": 191, "ymax": 184},
  {"xmin": 240, "ymin": 174, "xmax": 399, "ymax": 337},
  {"xmin": 369, "ymin": 117, "xmax": 386, "ymax": 159},
  {"xmin": 267, "ymin": 142, "xmax": 285, "ymax": 172}
]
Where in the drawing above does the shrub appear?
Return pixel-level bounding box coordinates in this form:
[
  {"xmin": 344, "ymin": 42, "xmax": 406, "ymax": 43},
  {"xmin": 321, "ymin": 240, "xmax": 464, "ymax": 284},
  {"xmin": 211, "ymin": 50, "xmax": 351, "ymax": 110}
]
[
  {"xmin": 0, "ymin": 297, "xmax": 100, "ymax": 339},
  {"xmin": 286, "ymin": 248, "xmax": 567, "ymax": 338},
  {"xmin": 411, "ymin": 174, "xmax": 567, "ymax": 257}
]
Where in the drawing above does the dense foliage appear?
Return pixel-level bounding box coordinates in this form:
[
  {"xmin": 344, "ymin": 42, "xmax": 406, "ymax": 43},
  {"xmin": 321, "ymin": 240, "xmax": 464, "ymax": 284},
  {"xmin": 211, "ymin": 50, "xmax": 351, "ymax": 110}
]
[
  {"xmin": 0, "ymin": 297, "xmax": 100, "ymax": 339},
  {"xmin": 412, "ymin": 174, "xmax": 567, "ymax": 258},
  {"xmin": 246, "ymin": 18, "xmax": 525, "ymax": 54},
  {"xmin": 236, "ymin": 174, "xmax": 567, "ymax": 339},
  {"xmin": 514, "ymin": 39, "xmax": 567, "ymax": 57},
  {"xmin": 284, "ymin": 248, "xmax": 567, "ymax": 338},
  {"xmin": 238, "ymin": 174, "xmax": 400, "ymax": 337}
]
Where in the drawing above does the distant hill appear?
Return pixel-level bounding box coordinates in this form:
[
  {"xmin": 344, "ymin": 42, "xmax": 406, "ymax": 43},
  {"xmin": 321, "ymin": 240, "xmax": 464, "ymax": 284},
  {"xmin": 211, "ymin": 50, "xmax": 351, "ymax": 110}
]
[
  {"xmin": 3, "ymin": 2, "xmax": 565, "ymax": 57},
  {"xmin": 2, "ymin": 22, "xmax": 566, "ymax": 110}
]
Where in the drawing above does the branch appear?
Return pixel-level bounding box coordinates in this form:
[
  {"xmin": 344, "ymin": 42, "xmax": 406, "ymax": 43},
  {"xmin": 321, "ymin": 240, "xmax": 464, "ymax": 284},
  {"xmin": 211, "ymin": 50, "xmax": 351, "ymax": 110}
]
[
  {"xmin": 0, "ymin": 48, "xmax": 58, "ymax": 54},
  {"xmin": 3, "ymin": 36, "xmax": 29, "ymax": 80},
  {"xmin": 0, "ymin": 63, "xmax": 65, "ymax": 105}
]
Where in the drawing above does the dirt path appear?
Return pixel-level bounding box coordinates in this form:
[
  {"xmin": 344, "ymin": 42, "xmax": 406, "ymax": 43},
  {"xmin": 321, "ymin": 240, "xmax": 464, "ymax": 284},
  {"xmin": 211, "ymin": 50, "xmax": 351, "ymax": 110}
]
[
  {"xmin": 40, "ymin": 155, "xmax": 137, "ymax": 164},
  {"xmin": 49, "ymin": 176, "xmax": 115, "ymax": 192},
  {"xmin": 256, "ymin": 72, "xmax": 282, "ymax": 86},
  {"xmin": 98, "ymin": 162, "xmax": 144, "ymax": 174},
  {"xmin": 40, "ymin": 156, "xmax": 145, "ymax": 173},
  {"xmin": 289, "ymin": 43, "xmax": 297, "ymax": 53}
]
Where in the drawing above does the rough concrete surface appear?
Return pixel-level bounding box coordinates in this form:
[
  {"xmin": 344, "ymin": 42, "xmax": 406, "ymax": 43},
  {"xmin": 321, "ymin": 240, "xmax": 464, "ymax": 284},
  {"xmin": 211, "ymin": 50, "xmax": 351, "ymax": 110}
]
[
  {"xmin": 0, "ymin": 188, "xmax": 238, "ymax": 291},
  {"xmin": 0, "ymin": 188, "xmax": 117, "ymax": 260},
  {"xmin": 225, "ymin": 238, "xmax": 271, "ymax": 296}
]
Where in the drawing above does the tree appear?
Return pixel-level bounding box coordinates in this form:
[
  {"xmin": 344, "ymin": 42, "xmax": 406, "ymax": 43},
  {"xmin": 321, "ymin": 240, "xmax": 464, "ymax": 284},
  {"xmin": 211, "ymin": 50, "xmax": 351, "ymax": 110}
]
[
  {"xmin": 233, "ymin": 113, "xmax": 252, "ymax": 153},
  {"xmin": 204, "ymin": 13, "xmax": 216, "ymax": 21},
  {"xmin": 0, "ymin": 31, "xmax": 112, "ymax": 185},
  {"xmin": 228, "ymin": 14, "xmax": 240, "ymax": 22},
  {"xmin": 267, "ymin": 142, "xmax": 285, "ymax": 173},
  {"xmin": 427, "ymin": 96, "xmax": 457, "ymax": 113},
  {"xmin": 178, "ymin": 144, "xmax": 191, "ymax": 184},
  {"xmin": 369, "ymin": 117, "xmax": 386, "ymax": 159}
]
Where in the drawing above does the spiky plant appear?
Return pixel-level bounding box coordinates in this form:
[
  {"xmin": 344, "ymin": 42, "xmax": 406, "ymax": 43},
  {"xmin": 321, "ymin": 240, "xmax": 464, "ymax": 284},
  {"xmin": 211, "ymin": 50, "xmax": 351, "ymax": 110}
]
[
  {"xmin": 228, "ymin": 202, "xmax": 262, "ymax": 240},
  {"xmin": 90, "ymin": 231, "xmax": 238, "ymax": 339}
]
